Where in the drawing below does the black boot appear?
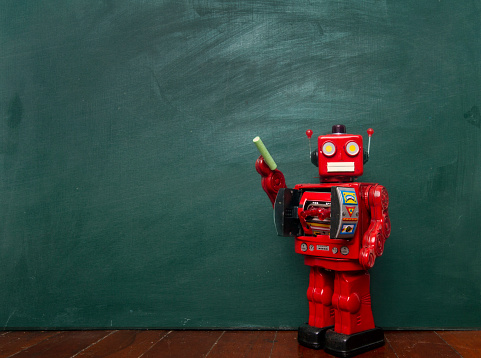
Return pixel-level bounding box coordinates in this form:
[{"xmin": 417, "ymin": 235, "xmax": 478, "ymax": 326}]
[
  {"xmin": 324, "ymin": 327, "xmax": 385, "ymax": 357},
  {"xmin": 297, "ymin": 324, "xmax": 334, "ymax": 350}
]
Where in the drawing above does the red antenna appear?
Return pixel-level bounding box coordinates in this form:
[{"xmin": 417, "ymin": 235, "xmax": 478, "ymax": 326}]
[
  {"xmin": 306, "ymin": 129, "xmax": 313, "ymax": 158},
  {"xmin": 367, "ymin": 128, "xmax": 374, "ymax": 156}
]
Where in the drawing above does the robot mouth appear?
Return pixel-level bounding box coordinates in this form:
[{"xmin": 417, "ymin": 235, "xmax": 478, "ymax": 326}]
[{"xmin": 327, "ymin": 162, "xmax": 355, "ymax": 172}]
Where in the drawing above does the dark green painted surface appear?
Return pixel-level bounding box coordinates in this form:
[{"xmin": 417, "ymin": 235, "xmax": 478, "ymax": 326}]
[{"xmin": 0, "ymin": 1, "xmax": 480, "ymax": 329}]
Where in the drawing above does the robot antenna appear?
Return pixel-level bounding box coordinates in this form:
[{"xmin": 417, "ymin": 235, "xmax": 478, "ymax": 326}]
[
  {"xmin": 367, "ymin": 128, "xmax": 374, "ymax": 156},
  {"xmin": 306, "ymin": 129, "xmax": 313, "ymax": 159}
]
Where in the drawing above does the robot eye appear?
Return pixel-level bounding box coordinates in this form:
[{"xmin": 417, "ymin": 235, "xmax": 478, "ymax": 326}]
[
  {"xmin": 345, "ymin": 141, "xmax": 360, "ymax": 156},
  {"xmin": 322, "ymin": 141, "xmax": 336, "ymax": 157}
]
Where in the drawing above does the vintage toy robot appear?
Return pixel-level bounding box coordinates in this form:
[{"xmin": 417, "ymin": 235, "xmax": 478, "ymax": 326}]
[{"xmin": 254, "ymin": 124, "xmax": 390, "ymax": 357}]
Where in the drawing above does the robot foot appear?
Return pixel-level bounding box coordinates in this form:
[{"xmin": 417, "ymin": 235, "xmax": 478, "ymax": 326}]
[
  {"xmin": 297, "ymin": 324, "xmax": 333, "ymax": 350},
  {"xmin": 324, "ymin": 327, "xmax": 385, "ymax": 358}
]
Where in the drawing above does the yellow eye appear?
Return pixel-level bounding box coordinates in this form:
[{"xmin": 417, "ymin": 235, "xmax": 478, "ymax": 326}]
[
  {"xmin": 322, "ymin": 141, "xmax": 336, "ymax": 156},
  {"xmin": 346, "ymin": 141, "xmax": 360, "ymax": 156}
]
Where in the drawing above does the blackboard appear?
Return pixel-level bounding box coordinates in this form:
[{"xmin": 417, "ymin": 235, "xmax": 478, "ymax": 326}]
[{"xmin": 0, "ymin": 0, "xmax": 480, "ymax": 329}]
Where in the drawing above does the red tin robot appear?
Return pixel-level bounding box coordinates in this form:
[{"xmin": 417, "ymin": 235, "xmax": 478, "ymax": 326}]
[{"xmin": 254, "ymin": 124, "xmax": 390, "ymax": 357}]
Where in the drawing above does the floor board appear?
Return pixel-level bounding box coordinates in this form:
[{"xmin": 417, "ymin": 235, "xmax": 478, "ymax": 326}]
[
  {"xmin": 72, "ymin": 330, "xmax": 169, "ymax": 358},
  {"xmin": 206, "ymin": 330, "xmax": 276, "ymax": 358},
  {"xmin": 6, "ymin": 331, "xmax": 111, "ymax": 358},
  {"xmin": 0, "ymin": 330, "xmax": 478, "ymax": 357},
  {"xmin": 0, "ymin": 331, "xmax": 60, "ymax": 358},
  {"xmin": 436, "ymin": 331, "xmax": 481, "ymax": 358},
  {"xmin": 385, "ymin": 331, "xmax": 461, "ymax": 358},
  {"xmin": 140, "ymin": 330, "xmax": 223, "ymax": 358}
]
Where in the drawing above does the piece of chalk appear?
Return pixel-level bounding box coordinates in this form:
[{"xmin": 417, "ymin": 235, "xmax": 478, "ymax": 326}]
[{"xmin": 253, "ymin": 136, "xmax": 277, "ymax": 170}]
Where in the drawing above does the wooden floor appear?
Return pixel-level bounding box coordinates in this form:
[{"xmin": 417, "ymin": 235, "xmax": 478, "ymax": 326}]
[{"xmin": 0, "ymin": 330, "xmax": 479, "ymax": 357}]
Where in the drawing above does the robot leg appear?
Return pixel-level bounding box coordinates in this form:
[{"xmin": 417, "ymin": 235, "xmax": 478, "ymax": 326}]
[
  {"xmin": 298, "ymin": 266, "xmax": 334, "ymax": 349},
  {"xmin": 325, "ymin": 271, "xmax": 384, "ymax": 357}
]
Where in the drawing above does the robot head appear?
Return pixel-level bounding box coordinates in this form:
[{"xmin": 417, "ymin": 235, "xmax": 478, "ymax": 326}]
[{"xmin": 309, "ymin": 125, "xmax": 371, "ymax": 182}]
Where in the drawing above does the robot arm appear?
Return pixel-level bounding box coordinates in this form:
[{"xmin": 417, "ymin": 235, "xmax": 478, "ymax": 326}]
[
  {"xmin": 255, "ymin": 156, "xmax": 286, "ymax": 206},
  {"xmin": 359, "ymin": 184, "xmax": 391, "ymax": 270},
  {"xmin": 254, "ymin": 137, "xmax": 286, "ymax": 207}
]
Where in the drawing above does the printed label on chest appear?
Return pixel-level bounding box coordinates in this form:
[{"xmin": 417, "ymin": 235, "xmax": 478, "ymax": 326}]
[{"xmin": 331, "ymin": 187, "xmax": 359, "ymax": 239}]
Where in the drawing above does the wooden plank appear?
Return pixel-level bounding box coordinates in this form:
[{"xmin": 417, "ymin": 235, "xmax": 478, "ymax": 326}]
[
  {"xmin": 359, "ymin": 341, "xmax": 398, "ymax": 358},
  {"xmin": 141, "ymin": 330, "xmax": 224, "ymax": 358},
  {"xmin": 268, "ymin": 331, "xmax": 302, "ymax": 358},
  {"xmin": 1, "ymin": 329, "xmax": 478, "ymax": 358},
  {"xmin": 437, "ymin": 331, "xmax": 481, "ymax": 358},
  {"xmin": 0, "ymin": 331, "xmax": 60, "ymax": 358},
  {"xmin": 8, "ymin": 331, "xmax": 112, "ymax": 358},
  {"xmin": 297, "ymin": 344, "xmax": 333, "ymax": 358},
  {"xmin": 72, "ymin": 330, "xmax": 170, "ymax": 357},
  {"xmin": 206, "ymin": 330, "xmax": 277, "ymax": 358},
  {"xmin": 385, "ymin": 331, "xmax": 460, "ymax": 358}
]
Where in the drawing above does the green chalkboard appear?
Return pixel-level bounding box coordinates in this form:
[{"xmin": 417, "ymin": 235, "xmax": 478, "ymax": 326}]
[{"xmin": 0, "ymin": 0, "xmax": 480, "ymax": 329}]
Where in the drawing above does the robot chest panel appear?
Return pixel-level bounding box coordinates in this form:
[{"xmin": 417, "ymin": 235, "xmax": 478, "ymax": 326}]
[{"xmin": 298, "ymin": 187, "xmax": 361, "ymax": 239}]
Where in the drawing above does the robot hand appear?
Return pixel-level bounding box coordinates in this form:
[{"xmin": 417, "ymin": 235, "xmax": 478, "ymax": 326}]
[
  {"xmin": 255, "ymin": 155, "xmax": 286, "ymax": 206},
  {"xmin": 254, "ymin": 137, "xmax": 286, "ymax": 207},
  {"xmin": 360, "ymin": 224, "xmax": 385, "ymax": 269}
]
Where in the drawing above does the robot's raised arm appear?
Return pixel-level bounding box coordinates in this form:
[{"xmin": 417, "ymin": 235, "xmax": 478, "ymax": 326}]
[{"xmin": 253, "ymin": 137, "xmax": 286, "ymax": 206}]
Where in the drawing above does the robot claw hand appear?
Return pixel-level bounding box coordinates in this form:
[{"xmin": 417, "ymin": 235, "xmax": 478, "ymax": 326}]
[
  {"xmin": 255, "ymin": 156, "xmax": 286, "ymax": 206},
  {"xmin": 359, "ymin": 247, "xmax": 376, "ymax": 270},
  {"xmin": 253, "ymin": 137, "xmax": 287, "ymax": 206}
]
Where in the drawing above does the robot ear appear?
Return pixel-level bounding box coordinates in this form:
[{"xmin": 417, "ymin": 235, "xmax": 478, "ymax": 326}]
[
  {"xmin": 363, "ymin": 150, "xmax": 369, "ymax": 164},
  {"xmin": 311, "ymin": 150, "xmax": 318, "ymax": 167}
]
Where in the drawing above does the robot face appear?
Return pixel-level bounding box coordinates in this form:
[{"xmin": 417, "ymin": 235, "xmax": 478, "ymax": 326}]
[{"xmin": 317, "ymin": 133, "xmax": 364, "ymax": 180}]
